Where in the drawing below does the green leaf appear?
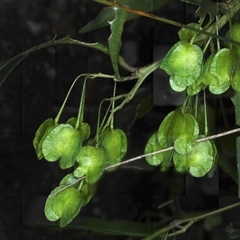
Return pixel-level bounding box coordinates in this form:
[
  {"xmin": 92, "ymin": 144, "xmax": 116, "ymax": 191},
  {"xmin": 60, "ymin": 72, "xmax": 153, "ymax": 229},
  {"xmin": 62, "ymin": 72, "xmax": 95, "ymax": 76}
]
[
  {"xmin": 158, "ymin": 109, "xmax": 199, "ymax": 154},
  {"xmin": 80, "ymin": 7, "xmax": 115, "ymax": 33},
  {"xmin": 145, "ymin": 132, "xmax": 172, "ymax": 166},
  {"xmin": 195, "ymin": 0, "xmax": 220, "ymax": 19},
  {"xmin": 108, "ymin": 7, "xmax": 129, "ymax": 79},
  {"xmin": 44, "ymin": 185, "xmax": 82, "ymax": 228},
  {"xmin": 42, "ymin": 124, "xmax": 82, "ymax": 169},
  {"xmin": 0, "ymin": 35, "xmax": 127, "ymax": 86},
  {"xmin": 181, "ymin": 0, "xmax": 220, "ymax": 19},
  {"xmin": 80, "ymin": 0, "xmax": 169, "ymax": 33}
]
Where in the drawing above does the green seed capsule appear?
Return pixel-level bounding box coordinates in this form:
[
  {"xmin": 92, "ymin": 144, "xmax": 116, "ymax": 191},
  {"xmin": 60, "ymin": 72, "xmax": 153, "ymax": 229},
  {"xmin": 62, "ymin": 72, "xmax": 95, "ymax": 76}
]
[
  {"xmin": 74, "ymin": 145, "xmax": 106, "ymax": 183},
  {"xmin": 100, "ymin": 128, "xmax": 127, "ymax": 171}
]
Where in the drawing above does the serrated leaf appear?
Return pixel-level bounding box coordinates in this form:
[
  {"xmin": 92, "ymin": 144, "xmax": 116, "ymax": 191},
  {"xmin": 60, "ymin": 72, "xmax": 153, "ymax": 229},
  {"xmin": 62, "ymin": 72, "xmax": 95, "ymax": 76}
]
[
  {"xmin": 108, "ymin": 7, "xmax": 128, "ymax": 79},
  {"xmin": 80, "ymin": 7, "xmax": 115, "ymax": 33},
  {"xmin": 80, "ymin": 0, "xmax": 169, "ymax": 33},
  {"xmin": 0, "ymin": 35, "xmax": 123, "ymax": 86},
  {"xmin": 195, "ymin": 0, "xmax": 220, "ymax": 19}
]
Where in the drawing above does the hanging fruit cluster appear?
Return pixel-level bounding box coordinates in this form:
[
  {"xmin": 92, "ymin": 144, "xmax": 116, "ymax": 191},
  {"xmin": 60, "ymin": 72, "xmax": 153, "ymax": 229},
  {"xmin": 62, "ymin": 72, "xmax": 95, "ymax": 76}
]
[
  {"xmin": 33, "ymin": 75, "xmax": 127, "ymax": 227},
  {"xmin": 160, "ymin": 23, "xmax": 240, "ymax": 95},
  {"xmin": 145, "ymin": 108, "xmax": 218, "ymax": 177},
  {"xmin": 32, "ymin": 18, "xmax": 240, "ymax": 228},
  {"xmin": 144, "ymin": 23, "xmax": 240, "ymax": 177}
]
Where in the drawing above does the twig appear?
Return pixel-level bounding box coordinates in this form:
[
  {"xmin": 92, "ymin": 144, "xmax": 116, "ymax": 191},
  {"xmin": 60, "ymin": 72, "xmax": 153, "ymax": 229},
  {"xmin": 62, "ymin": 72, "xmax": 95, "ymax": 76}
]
[
  {"xmin": 105, "ymin": 127, "xmax": 240, "ymax": 170},
  {"xmin": 142, "ymin": 201, "xmax": 240, "ymax": 240},
  {"xmin": 94, "ymin": 0, "xmax": 240, "ymax": 47}
]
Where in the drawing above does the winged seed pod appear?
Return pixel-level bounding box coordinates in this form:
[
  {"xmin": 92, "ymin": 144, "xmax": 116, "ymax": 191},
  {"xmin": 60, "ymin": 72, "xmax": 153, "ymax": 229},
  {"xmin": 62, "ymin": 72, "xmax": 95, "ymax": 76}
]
[
  {"xmin": 100, "ymin": 127, "xmax": 127, "ymax": 171},
  {"xmin": 42, "ymin": 123, "xmax": 83, "ymax": 169},
  {"xmin": 160, "ymin": 41, "xmax": 203, "ymax": 91},
  {"xmin": 157, "ymin": 109, "xmax": 199, "ymax": 155},
  {"xmin": 74, "ymin": 145, "xmax": 106, "ymax": 183}
]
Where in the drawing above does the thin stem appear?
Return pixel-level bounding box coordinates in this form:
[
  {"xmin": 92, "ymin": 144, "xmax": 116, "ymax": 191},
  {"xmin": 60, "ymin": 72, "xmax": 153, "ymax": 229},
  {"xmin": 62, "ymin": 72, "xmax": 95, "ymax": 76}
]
[
  {"xmin": 216, "ymin": 15, "xmax": 221, "ymax": 51},
  {"xmin": 75, "ymin": 76, "xmax": 88, "ymax": 129},
  {"xmin": 195, "ymin": 1, "xmax": 240, "ymax": 44},
  {"xmin": 110, "ymin": 81, "xmax": 117, "ymax": 129},
  {"xmin": 111, "ymin": 60, "xmax": 161, "ymax": 115},
  {"xmin": 174, "ymin": 201, "xmax": 240, "ymax": 225},
  {"xmin": 105, "ymin": 127, "xmax": 240, "ymax": 170},
  {"xmin": 225, "ymin": 1, "xmax": 232, "ymax": 50},
  {"xmin": 182, "ymin": 95, "xmax": 191, "ymax": 113},
  {"xmin": 96, "ymin": 100, "xmax": 108, "ymax": 145},
  {"xmin": 54, "ymin": 74, "xmax": 85, "ymax": 123},
  {"xmin": 194, "ymin": 94, "xmax": 198, "ymax": 120},
  {"xmin": 203, "ymin": 90, "xmax": 208, "ymax": 136},
  {"xmin": 142, "ymin": 202, "xmax": 240, "ymax": 240},
  {"xmin": 77, "ymin": 179, "xmax": 84, "ymax": 191},
  {"xmin": 105, "ymin": 93, "xmax": 128, "ymax": 102},
  {"xmin": 202, "ymin": 36, "xmax": 213, "ymax": 54},
  {"xmin": 190, "ymin": 16, "xmax": 205, "ymax": 45}
]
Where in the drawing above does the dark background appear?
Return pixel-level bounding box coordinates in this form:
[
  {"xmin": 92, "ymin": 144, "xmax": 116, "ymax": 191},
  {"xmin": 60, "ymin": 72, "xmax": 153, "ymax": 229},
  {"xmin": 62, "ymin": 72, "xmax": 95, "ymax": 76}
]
[{"xmin": 0, "ymin": 1, "xmax": 239, "ymax": 240}]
